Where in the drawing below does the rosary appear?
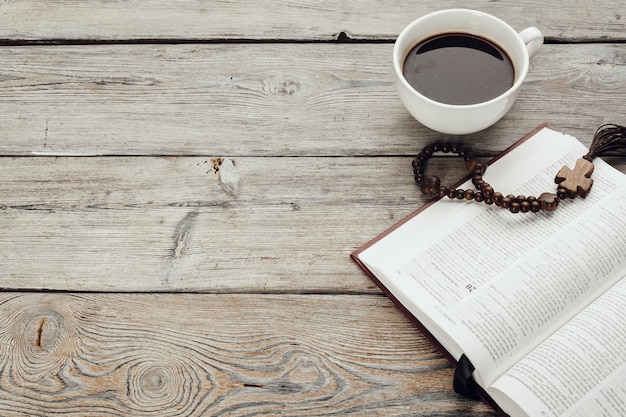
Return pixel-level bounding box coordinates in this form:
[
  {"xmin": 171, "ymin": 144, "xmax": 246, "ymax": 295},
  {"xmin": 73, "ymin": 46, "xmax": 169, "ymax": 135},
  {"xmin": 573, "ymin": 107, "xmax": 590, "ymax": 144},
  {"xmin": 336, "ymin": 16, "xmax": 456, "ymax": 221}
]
[{"xmin": 412, "ymin": 124, "xmax": 626, "ymax": 213}]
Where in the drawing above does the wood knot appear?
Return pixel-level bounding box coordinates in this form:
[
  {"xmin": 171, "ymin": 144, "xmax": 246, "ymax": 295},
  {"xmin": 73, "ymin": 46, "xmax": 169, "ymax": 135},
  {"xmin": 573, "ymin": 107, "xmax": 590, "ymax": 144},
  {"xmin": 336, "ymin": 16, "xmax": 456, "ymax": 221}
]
[
  {"xmin": 2, "ymin": 302, "xmax": 78, "ymax": 391},
  {"xmin": 20, "ymin": 308, "xmax": 70, "ymax": 354},
  {"xmin": 263, "ymin": 73, "xmax": 312, "ymax": 101},
  {"xmin": 125, "ymin": 358, "xmax": 211, "ymax": 412},
  {"xmin": 212, "ymin": 158, "xmax": 240, "ymax": 197},
  {"xmin": 278, "ymin": 80, "xmax": 302, "ymax": 96}
]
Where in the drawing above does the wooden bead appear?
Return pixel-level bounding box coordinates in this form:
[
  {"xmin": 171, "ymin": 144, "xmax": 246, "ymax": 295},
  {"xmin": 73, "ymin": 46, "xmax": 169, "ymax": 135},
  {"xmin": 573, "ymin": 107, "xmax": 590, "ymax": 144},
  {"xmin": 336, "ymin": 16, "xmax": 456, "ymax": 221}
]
[
  {"xmin": 413, "ymin": 141, "xmax": 572, "ymax": 213},
  {"xmin": 520, "ymin": 201, "xmax": 531, "ymax": 213},
  {"xmin": 420, "ymin": 176, "xmax": 441, "ymax": 195},
  {"xmin": 538, "ymin": 192, "xmax": 560, "ymax": 211},
  {"xmin": 482, "ymin": 185, "xmax": 494, "ymax": 197},
  {"xmin": 472, "ymin": 165, "xmax": 485, "ymax": 176},
  {"xmin": 530, "ymin": 200, "xmax": 541, "ymax": 213},
  {"xmin": 557, "ymin": 187, "xmax": 574, "ymax": 199}
]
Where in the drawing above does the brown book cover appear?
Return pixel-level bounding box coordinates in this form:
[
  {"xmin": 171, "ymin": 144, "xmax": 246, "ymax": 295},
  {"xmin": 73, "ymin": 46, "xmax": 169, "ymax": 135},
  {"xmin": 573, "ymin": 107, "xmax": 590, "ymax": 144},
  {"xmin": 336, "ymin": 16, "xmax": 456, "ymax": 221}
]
[{"xmin": 351, "ymin": 124, "xmax": 549, "ymax": 417}]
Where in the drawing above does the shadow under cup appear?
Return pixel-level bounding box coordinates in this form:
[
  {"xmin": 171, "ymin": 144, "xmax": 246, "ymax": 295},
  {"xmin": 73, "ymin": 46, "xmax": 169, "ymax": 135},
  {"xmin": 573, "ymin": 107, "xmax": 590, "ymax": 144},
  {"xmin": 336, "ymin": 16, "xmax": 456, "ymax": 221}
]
[{"xmin": 393, "ymin": 9, "xmax": 543, "ymax": 135}]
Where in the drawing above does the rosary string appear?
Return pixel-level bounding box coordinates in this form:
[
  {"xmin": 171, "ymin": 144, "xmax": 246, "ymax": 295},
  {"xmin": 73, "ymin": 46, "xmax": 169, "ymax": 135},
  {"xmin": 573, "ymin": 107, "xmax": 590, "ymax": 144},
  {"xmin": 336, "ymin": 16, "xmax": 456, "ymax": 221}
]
[{"xmin": 412, "ymin": 124, "xmax": 626, "ymax": 214}]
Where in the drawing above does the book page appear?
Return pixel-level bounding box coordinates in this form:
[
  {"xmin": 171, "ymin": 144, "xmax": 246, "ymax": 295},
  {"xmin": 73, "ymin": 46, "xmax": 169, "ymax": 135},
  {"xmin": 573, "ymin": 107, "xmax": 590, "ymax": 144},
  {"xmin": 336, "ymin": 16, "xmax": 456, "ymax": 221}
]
[
  {"xmin": 488, "ymin": 278, "xmax": 626, "ymax": 417},
  {"xmin": 439, "ymin": 186, "xmax": 626, "ymax": 386},
  {"xmin": 564, "ymin": 364, "xmax": 626, "ymax": 417},
  {"xmin": 357, "ymin": 127, "xmax": 626, "ymax": 378}
]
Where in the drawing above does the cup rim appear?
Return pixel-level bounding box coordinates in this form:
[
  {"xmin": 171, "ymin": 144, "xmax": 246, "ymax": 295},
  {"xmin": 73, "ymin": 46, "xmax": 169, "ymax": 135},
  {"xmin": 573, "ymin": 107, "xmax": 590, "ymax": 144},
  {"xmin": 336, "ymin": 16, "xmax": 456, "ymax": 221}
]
[{"xmin": 393, "ymin": 8, "xmax": 530, "ymax": 109}]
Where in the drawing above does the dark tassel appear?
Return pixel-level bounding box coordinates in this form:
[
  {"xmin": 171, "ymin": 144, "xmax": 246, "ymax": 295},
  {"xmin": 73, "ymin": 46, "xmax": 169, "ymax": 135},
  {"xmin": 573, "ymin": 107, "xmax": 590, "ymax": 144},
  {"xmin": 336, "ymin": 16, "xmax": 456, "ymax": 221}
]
[
  {"xmin": 556, "ymin": 124, "xmax": 626, "ymax": 199},
  {"xmin": 584, "ymin": 124, "xmax": 626, "ymax": 161}
]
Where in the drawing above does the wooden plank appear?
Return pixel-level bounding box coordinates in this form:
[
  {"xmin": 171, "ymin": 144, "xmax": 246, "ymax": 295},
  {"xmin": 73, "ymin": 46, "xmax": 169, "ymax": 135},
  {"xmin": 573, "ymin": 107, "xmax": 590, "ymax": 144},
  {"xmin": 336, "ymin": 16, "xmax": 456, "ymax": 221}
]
[
  {"xmin": 0, "ymin": 156, "xmax": 425, "ymax": 292},
  {"xmin": 0, "ymin": 43, "xmax": 625, "ymax": 156},
  {"xmin": 1, "ymin": 155, "xmax": 624, "ymax": 293},
  {"xmin": 0, "ymin": 292, "xmax": 496, "ymax": 416},
  {"xmin": 0, "ymin": 0, "xmax": 623, "ymax": 42}
]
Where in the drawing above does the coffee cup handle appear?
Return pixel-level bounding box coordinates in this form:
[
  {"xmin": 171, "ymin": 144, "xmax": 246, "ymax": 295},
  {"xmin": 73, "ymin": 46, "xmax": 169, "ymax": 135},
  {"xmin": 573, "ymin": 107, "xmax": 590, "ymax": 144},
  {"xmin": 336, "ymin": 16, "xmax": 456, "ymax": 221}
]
[{"xmin": 519, "ymin": 27, "xmax": 544, "ymax": 59}]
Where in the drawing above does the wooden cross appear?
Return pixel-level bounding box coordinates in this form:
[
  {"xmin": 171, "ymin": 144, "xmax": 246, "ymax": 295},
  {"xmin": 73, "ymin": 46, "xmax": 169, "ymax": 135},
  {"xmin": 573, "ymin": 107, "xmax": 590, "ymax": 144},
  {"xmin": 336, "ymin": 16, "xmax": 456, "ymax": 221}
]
[{"xmin": 555, "ymin": 158, "xmax": 594, "ymax": 198}]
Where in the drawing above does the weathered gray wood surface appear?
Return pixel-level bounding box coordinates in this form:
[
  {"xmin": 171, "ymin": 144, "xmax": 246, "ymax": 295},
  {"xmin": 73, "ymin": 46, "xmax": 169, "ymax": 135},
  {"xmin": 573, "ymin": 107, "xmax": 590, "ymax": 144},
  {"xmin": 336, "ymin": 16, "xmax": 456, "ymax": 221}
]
[
  {"xmin": 0, "ymin": 293, "xmax": 496, "ymax": 416},
  {"xmin": 0, "ymin": 0, "xmax": 624, "ymax": 41},
  {"xmin": 0, "ymin": 156, "xmax": 425, "ymax": 292},
  {"xmin": 0, "ymin": 43, "xmax": 625, "ymax": 156},
  {"xmin": 0, "ymin": 1, "xmax": 625, "ymax": 415}
]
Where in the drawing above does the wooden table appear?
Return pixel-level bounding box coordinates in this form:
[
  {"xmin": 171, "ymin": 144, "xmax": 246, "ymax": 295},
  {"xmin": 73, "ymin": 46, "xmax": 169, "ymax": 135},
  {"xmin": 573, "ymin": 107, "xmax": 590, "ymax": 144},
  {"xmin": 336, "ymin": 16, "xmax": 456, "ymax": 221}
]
[{"xmin": 1, "ymin": 1, "xmax": 625, "ymax": 415}]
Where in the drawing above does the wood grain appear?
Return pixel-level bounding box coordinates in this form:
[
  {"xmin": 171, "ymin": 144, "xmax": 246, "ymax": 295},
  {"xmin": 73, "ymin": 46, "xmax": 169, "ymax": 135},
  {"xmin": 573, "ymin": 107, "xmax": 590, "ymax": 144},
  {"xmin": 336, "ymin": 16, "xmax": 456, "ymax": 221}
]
[
  {"xmin": 0, "ymin": 155, "xmax": 437, "ymax": 292},
  {"xmin": 0, "ymin": 0, "xmax": 623, "ymax": 42},
  {"xmin": 0, "ymin": 292, "xmax": 496, "ymax": 416},
  {"xmin": 1, "ymin": 1, "xmax": 625, "ymax": 415},
  {"xmin": 0, "ymin": 43, "xmax": 625, "ymax": 156},
  {"xmin": 1, "ymin": 155, "xmax": 623, "ymax": 293}
]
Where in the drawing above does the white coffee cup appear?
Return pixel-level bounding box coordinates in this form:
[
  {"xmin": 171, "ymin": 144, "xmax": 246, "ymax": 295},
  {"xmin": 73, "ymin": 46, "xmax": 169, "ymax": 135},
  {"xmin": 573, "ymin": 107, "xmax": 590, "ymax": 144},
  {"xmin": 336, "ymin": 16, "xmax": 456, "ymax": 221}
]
[{"xmin": 393, "ymin": 9, "xmax": 543, "ymax": 135}]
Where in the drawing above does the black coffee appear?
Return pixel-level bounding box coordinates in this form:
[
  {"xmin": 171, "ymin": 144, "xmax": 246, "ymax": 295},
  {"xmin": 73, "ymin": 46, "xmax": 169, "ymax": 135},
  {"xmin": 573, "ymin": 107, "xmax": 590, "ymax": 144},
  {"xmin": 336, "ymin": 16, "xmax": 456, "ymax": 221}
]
[{"xmin": 403, "ymin": 33, "xmax": 514, "ymax": 105}]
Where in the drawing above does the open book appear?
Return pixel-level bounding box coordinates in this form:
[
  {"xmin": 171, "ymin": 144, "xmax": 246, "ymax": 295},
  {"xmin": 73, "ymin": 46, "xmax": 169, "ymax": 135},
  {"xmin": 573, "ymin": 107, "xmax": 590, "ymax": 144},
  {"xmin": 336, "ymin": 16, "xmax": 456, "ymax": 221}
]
[{"xmin": 352, "ymin": 125, "xmax": 626, "ymax": 417}]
